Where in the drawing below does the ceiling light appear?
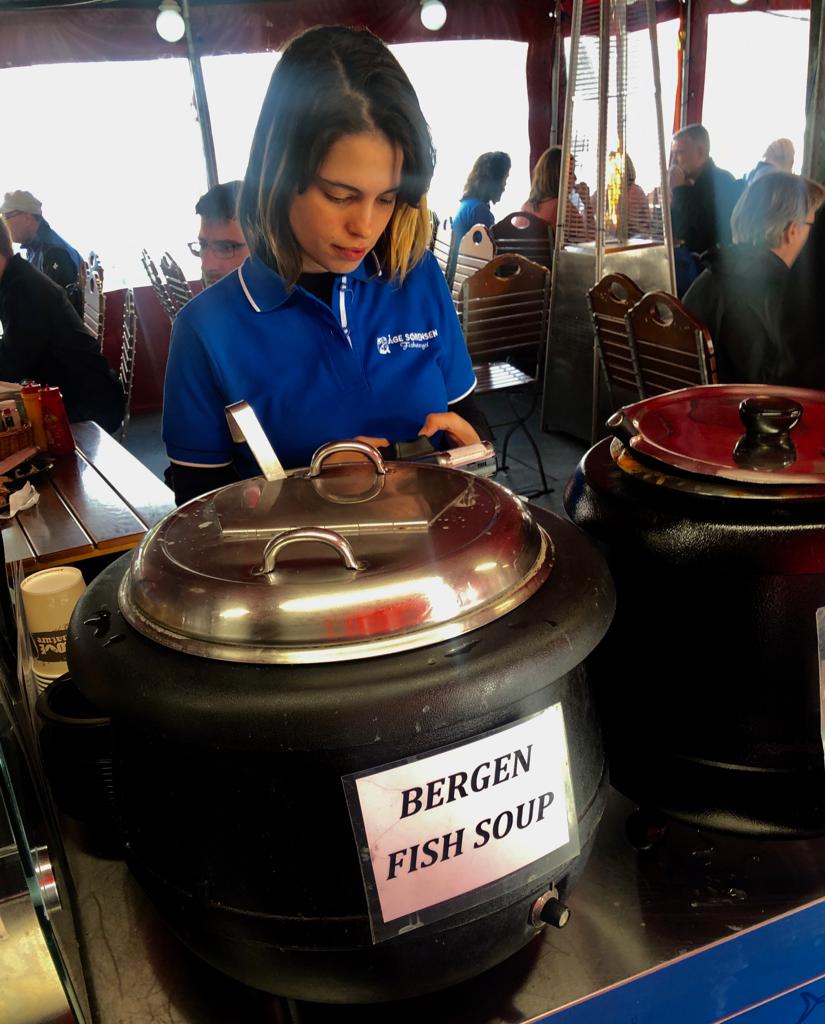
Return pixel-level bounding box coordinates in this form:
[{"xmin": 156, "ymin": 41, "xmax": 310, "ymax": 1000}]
[
  {"xmin": 729, "ymin": 0, "xmax": 751, "ymax": 5},
  {"xmin": 420, "ymin": 0, "xmax": 447, "ymax": 31},
  {"xmin": 156, "ymin": 0, "xmax": 185, "ymax": 43}
]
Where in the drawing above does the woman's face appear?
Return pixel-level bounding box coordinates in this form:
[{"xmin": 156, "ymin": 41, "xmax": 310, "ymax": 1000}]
[{"xmin": 289, "ymin": 131, "xmax": 403, "ymax": 274}]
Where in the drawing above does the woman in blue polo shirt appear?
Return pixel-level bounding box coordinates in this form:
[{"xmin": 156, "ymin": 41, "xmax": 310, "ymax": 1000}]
[
  {"xmin": 163, "ymin": 25, "xmax": 486, "ymax": 505},
  {"xmin": 450, "ymin": 151, "xmax": 511, "ymax": 244}
]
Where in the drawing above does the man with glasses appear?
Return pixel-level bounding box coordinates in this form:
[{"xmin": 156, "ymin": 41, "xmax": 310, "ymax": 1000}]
[
  {"xmin": 190, "ymin": 181, "xmax": 249, "ymax": 287},
  {"xmin": 683, "ymin": 171, "xmax": 824, "ymax": 384},
  {"xmin": 0, "ymin": 190, "xmax": 83, "ymax": 311}
]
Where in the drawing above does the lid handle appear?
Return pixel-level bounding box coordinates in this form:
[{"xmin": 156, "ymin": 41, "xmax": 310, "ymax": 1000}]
[
  {"xmin": 733, "ymin": 396, "xmax": 803, "ymax": 472},
  {"xmin": 252, "ymin": 527, "xmax": 364, "ymax": 576},
  {"xmin": 738, "ymin": 396, "xmax": 803, "ymax": 439},
  {"xmin": 225, "ymin": 401, "xmax": 287, "ymax": 482},
  {"xmin": 309, "ymin": 440, "xmax": 386, "ymax": 478}
]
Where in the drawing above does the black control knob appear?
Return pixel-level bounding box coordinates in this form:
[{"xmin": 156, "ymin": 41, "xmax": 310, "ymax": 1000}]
[
  {"xmin": 529, "ymin": 890, "xmax": 571, "ymax": 929},
  {"xmin": 540, "ymin": 897, "xmax": 570, "ymax": 929}
]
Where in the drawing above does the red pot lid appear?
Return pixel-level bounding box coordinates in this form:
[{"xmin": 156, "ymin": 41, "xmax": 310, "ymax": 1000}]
[{"xmin": 607, "ymin": 384, "xmax": 825, "ymax": 486}]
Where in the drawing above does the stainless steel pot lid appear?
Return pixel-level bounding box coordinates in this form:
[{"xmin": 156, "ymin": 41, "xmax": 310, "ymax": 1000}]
[
  {"xmin": 118, "ymin": 441, "xmax": 553, "ymax": 664},
  {"xmin": 608, "ymin": 384, "xmax": 825, "ymax": 486}
]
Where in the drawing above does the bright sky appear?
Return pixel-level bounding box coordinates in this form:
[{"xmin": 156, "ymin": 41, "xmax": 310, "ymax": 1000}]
[
  {"xmin": 702, "ymin": 10, "xmax": 810, "ymax": 178},
  {"xmin": 0, "ymin": 40, "xmax": 531, "ymax": 289},
  {"xmin": 0, "ymin": 16, "xmax": 811, "ymax": 288}
]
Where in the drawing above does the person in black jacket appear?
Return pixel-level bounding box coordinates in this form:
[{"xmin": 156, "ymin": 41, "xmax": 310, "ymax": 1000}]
[
  {"xmin": 669, "ymin": 125, "xmax": 744, "ymax": 295},
  {"xmin": 0, "ymin": 215, "xmax": 124, "ymax": 432},
  {"xmin": 780, "ymin": 202, "xmax": 825, "ymax": 388},
  {"xmin": 683, "ymin": 172, "xmax": 824, "ymax": 384},
  {"xmin": 0, "ymin": 190, "xmax": 83, "ymax": 313}
]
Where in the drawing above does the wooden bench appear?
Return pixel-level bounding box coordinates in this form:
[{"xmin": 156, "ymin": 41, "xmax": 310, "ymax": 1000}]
[{"xmin": 2, "ymin": 422, "xmax": 175, "ymax": 572}]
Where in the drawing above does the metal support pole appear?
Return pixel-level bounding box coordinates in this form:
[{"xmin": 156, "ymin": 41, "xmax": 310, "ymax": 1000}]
[
  {"xmin": 679, "ymin": 0, "xmax": 691, "ymax": 131},
  {"xmin": 550, "ymin": 0, "xmax": 563, "ymax": 146},
  {"xmin": 615, "ymin": 1, "xmax": 628, "ymax": 247},
  {"xmin": 182, "ymin": 0, "xmax": 219, "ymax": 189},
  {"xmin": 551, "ymin": 0, "xmax": 581, "ymax": 280},
  {"xmin": 648, "ymin": 0, "xmax": 677, "ymax": 295},
  {"xmin": 594, "ymin": 0, "xmax": 611, "ymax": 286},
  {"xmin": 803, "ymin": 0, "xmax": 825, "ymax": 180}
]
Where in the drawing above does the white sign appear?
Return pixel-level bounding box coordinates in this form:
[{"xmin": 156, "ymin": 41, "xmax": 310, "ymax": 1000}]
[{"xmin": 344, "ymin": 704, "xmax": 578, "ymax": 940}]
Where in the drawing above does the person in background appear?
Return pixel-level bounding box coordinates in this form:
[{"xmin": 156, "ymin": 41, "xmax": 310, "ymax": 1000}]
[
  {"xmin": 779, "ymin": 191, "xmax": 825, "ymax": 388},
  {"xmin": 520, "ymin": 146, "xmax": 584, "ymax": 241},
  {"xmin": 669, "ymin": 124, "xmax": 743, "ymax": 295},
  {"xmin": 190, "ymin": 181, "xmax": 249, "ymax": 287},
  {"xmin": 163, "ymin": 25, "xmax": 487, "ymax": 506},
  {"xmin": 0, "ymin": 216, "xmax": 124, "ymax": 432},
  {"xmin": 622, "ymin": 154, "xmax": 651, "ymax": 237},
  {"xmin": 580, "ymin": 152, "xmax": 649, "ymax": 240},
  {"xmin": 744, "ymin": 138, "xmax": 795, "ymax": 187},
  {"xmin": 0, "ymin": 190, "xmax": 83, "ymax": 311},
  {"xmin": 450, "ymin": 151, "xmax": 511, "ymax": 242},
  {"xmin": 682, "ymin": 171, "xmax": 824, "ymax": 384}
]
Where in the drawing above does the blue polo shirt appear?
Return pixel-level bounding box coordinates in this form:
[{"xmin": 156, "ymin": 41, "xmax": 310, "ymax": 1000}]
[
  {"xmin": 451, "ymin": 198, "xmax": 494, "ymax": 243},
  {"xmin": 162, "ymin": 251, "xmax": 476, "ymax": 474}
]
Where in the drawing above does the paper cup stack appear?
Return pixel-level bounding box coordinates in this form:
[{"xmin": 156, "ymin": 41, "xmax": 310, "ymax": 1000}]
[{"xmin": 20, "ymin": 566, "xmax": 86, "ymax": 690}]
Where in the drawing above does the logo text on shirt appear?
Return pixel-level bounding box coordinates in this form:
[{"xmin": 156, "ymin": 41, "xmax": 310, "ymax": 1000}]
[{"xmin": 376, "ymin": 328, "xmax": 438, "ymax": 355}]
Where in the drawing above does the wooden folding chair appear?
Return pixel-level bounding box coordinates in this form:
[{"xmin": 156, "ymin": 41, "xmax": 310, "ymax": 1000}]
[
  {"xmin": 451, "ymin": 223, "xmax": 494, "ymax": 304},
  {"xmin": 459, "ymin": 254, "xmax": 551, "ymax": 494},
  {"xmin": 626, "ymin": 291, "xmax": 717, "ymax": 395},
  {"xmin": 490, "ymin": 210, "xmax": 554, "ymax": 270},
  {"xmin": 588, "ymin": 272, "xmax": 645, "ymax": 408}
]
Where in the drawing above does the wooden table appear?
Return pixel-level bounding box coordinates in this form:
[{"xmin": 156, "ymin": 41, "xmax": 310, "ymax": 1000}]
[{"xmin": 1, "ymin": 422, "xmax": 175, "ymax": 571}]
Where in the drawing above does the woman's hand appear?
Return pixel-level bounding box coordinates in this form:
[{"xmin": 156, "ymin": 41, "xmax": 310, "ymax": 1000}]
[
  {"xmin": 355, "ymin": 435, "xmax": 390, "ymax": 449},
  {"xmin": 418, "ymin": 412, "xmax": 480, "ymax": 448},
  {"xmin": 322, "ymin": 435, "xmax": 389, "ymax": 464}
]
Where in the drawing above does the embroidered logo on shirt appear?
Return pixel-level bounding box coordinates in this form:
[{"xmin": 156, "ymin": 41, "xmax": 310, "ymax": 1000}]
[{"xmin": 376, "ymin": 328, "xmax": 438, "ymax": 355}]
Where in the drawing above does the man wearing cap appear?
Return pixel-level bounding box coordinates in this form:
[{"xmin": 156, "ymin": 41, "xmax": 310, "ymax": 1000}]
[
  {"xmin": 0, "ymin": 215, "xmax": 123, "ymax": 432},
  {"xmin": 0, "ymin": 190, "xmax": 83, "ymax": 309}
]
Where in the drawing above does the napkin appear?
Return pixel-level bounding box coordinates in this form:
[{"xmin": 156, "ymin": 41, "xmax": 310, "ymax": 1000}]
[{"xmin": 0, "ymin": 482, "xmax": 39, "ymax": 519}]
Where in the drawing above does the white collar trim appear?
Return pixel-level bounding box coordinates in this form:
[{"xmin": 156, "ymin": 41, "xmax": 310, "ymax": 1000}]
[{"xmin": 237, "ymin": 264, "xmax": 260, "ymax": 313}]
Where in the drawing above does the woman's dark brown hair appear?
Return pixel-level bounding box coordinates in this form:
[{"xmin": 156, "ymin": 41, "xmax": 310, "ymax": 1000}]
[
  {"xmin": 461, "ymin": 151, "xmax": 511, "ymax": 204},
  {"xmin": 239, "ymin": 25, "xmax": 435, "ymax": 285}
]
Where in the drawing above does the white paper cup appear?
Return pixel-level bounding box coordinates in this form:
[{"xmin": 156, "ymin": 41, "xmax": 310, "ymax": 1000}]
[{"xmin": 20, "ymin": 567, "xmax": 86, "ymax": 680}]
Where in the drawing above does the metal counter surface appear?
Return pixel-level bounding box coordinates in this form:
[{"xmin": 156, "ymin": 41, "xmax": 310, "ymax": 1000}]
[{"xmin": 59, "ymin": 789, "xmax": 825, "ymax": 1024}]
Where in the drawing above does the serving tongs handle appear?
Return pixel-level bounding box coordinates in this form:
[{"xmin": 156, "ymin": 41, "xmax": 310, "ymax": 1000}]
[{"xmin": 225, "ymin": 401, "xmax": 287, "ymax": 482}]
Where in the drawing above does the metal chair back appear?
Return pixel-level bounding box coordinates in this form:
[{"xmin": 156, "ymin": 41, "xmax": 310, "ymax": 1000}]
[
  {"xmin": 141, "ymin": 249, "xmax": 177, "ymax": 321},
  {"xmin": 459, "ymin": 254, "xmax": 552, "ymax": 494},
  {"xmin": 160, "ymin": 251, "xmax": 194, "ymax": 312},
  {"xmin": 119, "ymin": 288, "xmax": 138, "ymax": 443}
]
